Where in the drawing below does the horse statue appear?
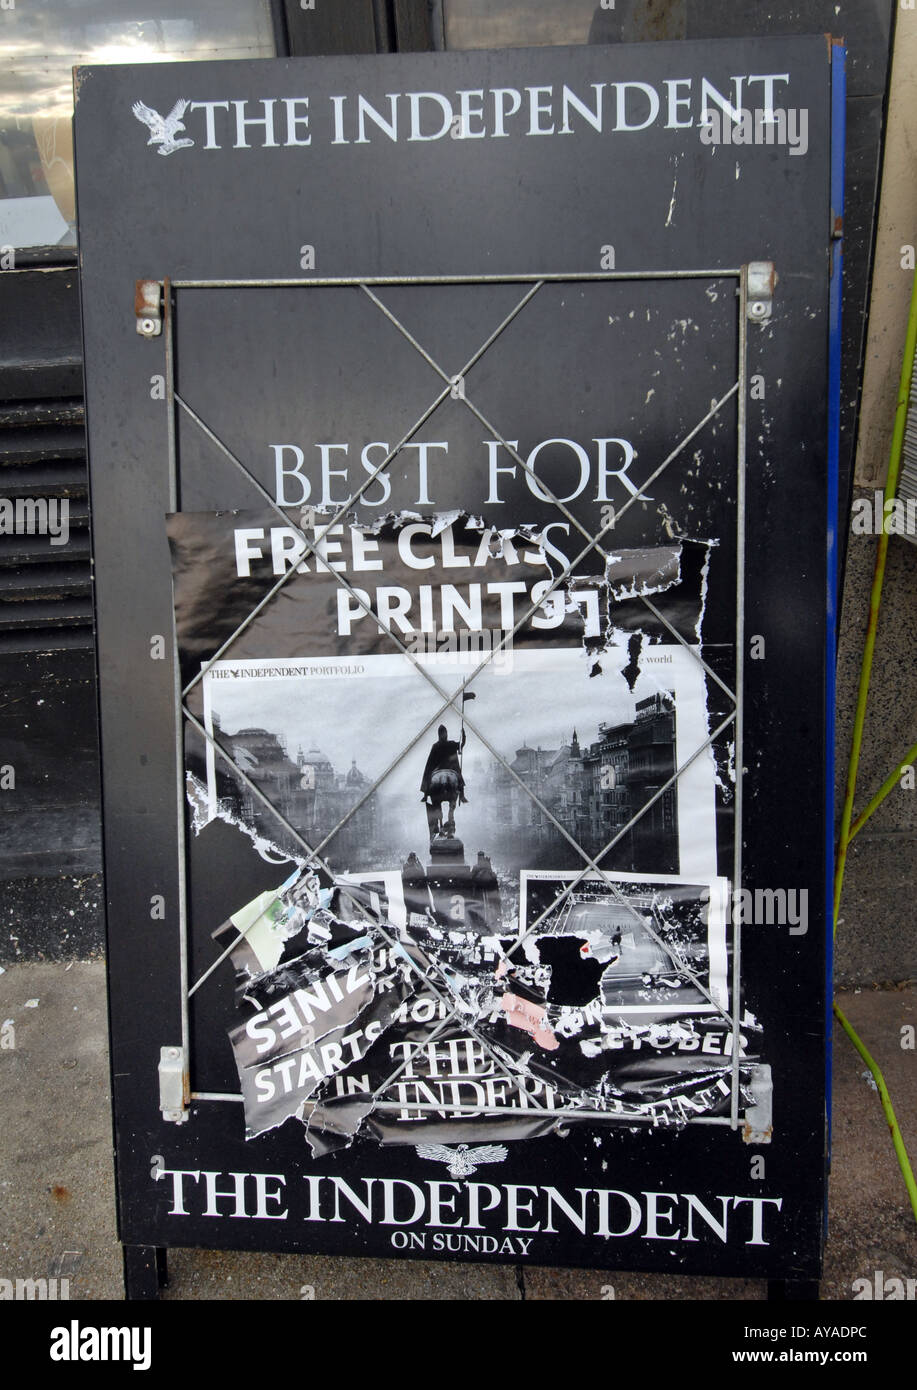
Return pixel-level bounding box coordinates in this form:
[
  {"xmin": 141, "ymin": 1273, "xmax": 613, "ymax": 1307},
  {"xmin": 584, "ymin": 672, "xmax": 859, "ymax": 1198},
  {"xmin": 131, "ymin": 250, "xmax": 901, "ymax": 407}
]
[{"xmin": 424, "ymin": 767, "xmax": 462, "ymax": 839}]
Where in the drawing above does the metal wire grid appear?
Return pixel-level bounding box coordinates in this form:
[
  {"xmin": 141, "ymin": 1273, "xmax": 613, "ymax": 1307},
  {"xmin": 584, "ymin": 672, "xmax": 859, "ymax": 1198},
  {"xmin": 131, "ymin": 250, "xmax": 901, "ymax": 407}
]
[{"xmin": 157, "ymin": 268, "xmax": 748, "ymax": 1129}]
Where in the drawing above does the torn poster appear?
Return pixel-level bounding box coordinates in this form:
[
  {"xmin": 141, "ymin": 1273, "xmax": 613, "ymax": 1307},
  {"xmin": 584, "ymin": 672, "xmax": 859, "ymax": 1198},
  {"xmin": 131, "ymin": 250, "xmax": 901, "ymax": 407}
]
[{"xmin": 169, "ymin": 508, "xmax": 760, "ymax": 1151}]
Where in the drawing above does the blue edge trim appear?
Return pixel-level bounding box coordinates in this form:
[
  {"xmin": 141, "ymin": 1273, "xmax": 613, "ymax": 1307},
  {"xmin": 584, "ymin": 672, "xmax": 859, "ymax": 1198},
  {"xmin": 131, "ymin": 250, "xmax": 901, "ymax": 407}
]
[{"xmin": 825, "ymin": 41, "xmax": 845, "ymax": 1233}]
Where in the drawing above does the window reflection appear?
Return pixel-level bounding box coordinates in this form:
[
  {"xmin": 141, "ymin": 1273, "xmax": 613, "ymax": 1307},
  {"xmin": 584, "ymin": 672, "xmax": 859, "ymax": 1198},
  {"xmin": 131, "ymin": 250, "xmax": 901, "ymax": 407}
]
[{"xmin": 0, "ymin": 0, "xmax": 275, "ymax": 249}]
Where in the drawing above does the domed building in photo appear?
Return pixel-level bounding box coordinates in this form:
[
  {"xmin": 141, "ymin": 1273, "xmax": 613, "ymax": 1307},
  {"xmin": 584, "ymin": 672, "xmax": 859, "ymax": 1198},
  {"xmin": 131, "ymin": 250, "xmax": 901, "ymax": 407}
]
[{"xmin": 213, "ymin": 724, "xmax": 378, "ymax": 868}]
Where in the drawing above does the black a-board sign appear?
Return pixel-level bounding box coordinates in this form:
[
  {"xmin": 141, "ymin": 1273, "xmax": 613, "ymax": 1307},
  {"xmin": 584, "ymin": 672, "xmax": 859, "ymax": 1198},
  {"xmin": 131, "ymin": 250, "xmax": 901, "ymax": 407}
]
[{"xmin": 74, "ymin": 35, "xmax": 843, "ymax": 1292}]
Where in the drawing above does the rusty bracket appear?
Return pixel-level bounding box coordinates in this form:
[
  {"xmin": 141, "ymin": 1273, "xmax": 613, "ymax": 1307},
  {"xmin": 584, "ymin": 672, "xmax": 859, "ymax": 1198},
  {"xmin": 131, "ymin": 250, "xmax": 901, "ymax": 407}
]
[
  {"xmin": 746, "ymin": 261, "xmax": 777, "ymax": 323},
  {"xmin": 135, "ymin": 279, "xmax": 162, "ymax": 337},
  {"xmin": 742, "ymin": 1062, "xmax": 773, "ymax": 1144},
  {"xmin": 158, "ymin": 1045, "xmax": 189, "ymax": 1123}
]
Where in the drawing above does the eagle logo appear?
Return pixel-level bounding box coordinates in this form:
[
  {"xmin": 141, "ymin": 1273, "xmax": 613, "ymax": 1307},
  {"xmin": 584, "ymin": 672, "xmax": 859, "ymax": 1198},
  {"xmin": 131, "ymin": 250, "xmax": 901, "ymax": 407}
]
[
  {"xmin": 132, "ymin": 99, "xmax": 195, "ymax": 156},
  {"xmin": 415, "ymin": 1143, "xmax": 508, "ymax": 1179}
]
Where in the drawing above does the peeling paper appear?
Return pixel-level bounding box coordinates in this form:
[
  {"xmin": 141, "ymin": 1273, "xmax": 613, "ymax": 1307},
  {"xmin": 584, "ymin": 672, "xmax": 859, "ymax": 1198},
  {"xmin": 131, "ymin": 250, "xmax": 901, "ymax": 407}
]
[
  {"xmin": 187, "ymin": 772, "xmax": 301, "ymax": 868},
  {"xmin": 216, "ymin": 865, "xmax": 757, "ymax": 1147},
  {"xmin": 166, "ymin": 508, "xmax": 764, "ymax": 1150},
  {"xmin": 603, "ymin": 545, "xmax": 682, "ymax": 602}
]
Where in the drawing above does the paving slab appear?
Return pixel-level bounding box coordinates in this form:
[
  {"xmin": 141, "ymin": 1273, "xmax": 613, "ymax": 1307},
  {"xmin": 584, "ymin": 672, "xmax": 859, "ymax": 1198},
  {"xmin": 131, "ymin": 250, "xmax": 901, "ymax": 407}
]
[{"xmin": 0, "ymin": 963, "xmax": 121, "ymax": 1301}]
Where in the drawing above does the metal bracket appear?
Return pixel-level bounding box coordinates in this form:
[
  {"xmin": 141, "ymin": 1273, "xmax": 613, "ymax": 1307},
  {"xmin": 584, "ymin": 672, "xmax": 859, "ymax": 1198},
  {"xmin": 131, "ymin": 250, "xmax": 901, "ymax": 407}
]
[
  {"xmin": 135, "ymin": 279, "xmax": 162, "ymax": 337},
  {"xmin": 742, "ymin": 1063, "xmax": 773, "ymax": 1143},
  {"xmin": 746, "ymin": 262, "xmax": 776, "ymax": 322},
  {"xmin": 158, "ymin": 1045, "xmax": 189, "ymax": 1123}
]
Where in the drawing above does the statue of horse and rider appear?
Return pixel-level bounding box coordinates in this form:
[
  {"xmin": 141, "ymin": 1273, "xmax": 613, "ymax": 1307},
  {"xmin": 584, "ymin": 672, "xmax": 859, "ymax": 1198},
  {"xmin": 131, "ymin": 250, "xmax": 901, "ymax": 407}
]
[{"xmin": 421, "ymin": 724, "xmax": 467, "ymax": 839}]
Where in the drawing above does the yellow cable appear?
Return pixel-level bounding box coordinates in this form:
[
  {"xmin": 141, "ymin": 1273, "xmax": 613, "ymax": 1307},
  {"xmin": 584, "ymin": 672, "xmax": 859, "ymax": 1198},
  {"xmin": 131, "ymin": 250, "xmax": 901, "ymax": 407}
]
[{"xmin": 833, "ymin": 1003, "xmax": 917, "ymax": 1220}]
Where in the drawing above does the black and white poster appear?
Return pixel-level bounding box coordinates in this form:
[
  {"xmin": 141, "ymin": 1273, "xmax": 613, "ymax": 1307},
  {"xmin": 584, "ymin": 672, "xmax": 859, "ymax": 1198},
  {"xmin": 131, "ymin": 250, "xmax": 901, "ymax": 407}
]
[{"xmin": 75, "ymin": 35, "xmax": 839, "ymax": 1276}]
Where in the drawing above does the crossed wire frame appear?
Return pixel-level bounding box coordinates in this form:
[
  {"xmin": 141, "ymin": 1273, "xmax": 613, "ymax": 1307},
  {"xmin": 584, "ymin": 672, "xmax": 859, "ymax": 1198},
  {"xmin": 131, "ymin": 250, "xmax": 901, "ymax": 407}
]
[{"xmin": 158, "ymin": 268, "xmax": 750, "ymax": 1130}]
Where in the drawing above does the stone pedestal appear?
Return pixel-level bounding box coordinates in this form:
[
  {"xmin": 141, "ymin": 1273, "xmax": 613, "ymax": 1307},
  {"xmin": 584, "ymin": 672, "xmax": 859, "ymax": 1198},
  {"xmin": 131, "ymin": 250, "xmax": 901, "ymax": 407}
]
[{"xmin": 402, "ymin": 843, "xmax": 501, "ymax": 932}]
